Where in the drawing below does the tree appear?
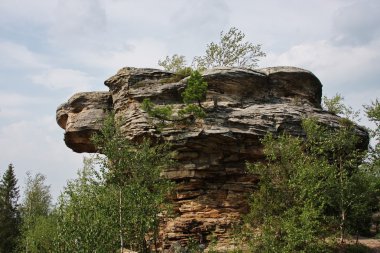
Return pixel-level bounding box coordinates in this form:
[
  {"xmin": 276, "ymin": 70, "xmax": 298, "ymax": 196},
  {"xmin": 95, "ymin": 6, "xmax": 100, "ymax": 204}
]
[
  {"xmin": 56, "ymin": 115, "xmax": 174, "ymax": 252},
  {"xmin": 142, "ymin": 70, "xmax": 208, "ymax": 122},
  {"xmin": 302, "ymin": 118, "xmax": 371, "ymax": 243},
  {"xmin": 20, "ymin": 172, "xmax": 51, "ymax": 219},
  {"xmin": 364, "ymin": 99, "xmax": 380, "ymax": 171},
  {"xmin": 245, "ymin": 133, "xmax": 334, "ymax": 252},
  {"xmin": 92, "ymin": 114, "xmax": 174, "ymax": 252},
  {"xmin": 158, "ymin": 27, "xmax": 266, "ymax": 72},
  {"xmin": 322, "ymin": 94, "xmax": 359, "ymax": 120},
  {"xmin": 363, "ymin": 99, "xmax": 380, "ymax": 235},
  {"xmin": 0, "ymin": 164, "xmax": 20, "ymax": 253},
  {"xmin": 18, "ymin": 172, "xmax": 54, "ymax": 253},
  {"xmin": 245, "ymin": 117, "xmax": 377, "ymax": 252},
  {"xmin": 158, "ymin": 54, "xmax": 187, "ymax": 73},
  {"xmin": 192, "ymin": 27, "xmax": 266, "ymax": 70},
  {"xmin": 181, "ymin": 70, "xmax": 208, "ymax": 107},
  {"xmin": 55, "ymin": 157, "xmax": 119, "ymax": 253},
  {"xmin": 19, "ymin": 214, "xmax": 58, "ymax": 253}
]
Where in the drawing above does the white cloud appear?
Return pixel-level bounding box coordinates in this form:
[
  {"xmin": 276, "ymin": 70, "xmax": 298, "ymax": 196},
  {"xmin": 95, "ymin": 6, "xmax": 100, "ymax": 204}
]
[
  {"xmin": 262, "ymin": 39, "xmax": 380, "ymax": 89},
  {"xmin": 0, "ymin": 116, "xmax": 83, "ymax": 199},
  {"xmin": 74, "ymin": 38, "xmax": 168, "ymax": 72},
  {"xmin": 261, "ymin": 36, "xmax": 380, "ymax": 122},
  {"xmin": 332, "ymin": 0, "xmax": 380, "ymax": 46},
  {"xmin": 31, "ymin": 68, "xmax": 95, "ymax": 92},
  {"xmin": 48, "ymin": 0, "xmax": 106, "ymax": 48},
  {"xmin": 0, "ymin": 0, "xmax": 58, "ymax": 25},
  {"xmin": 0, "ymin": 92, "xmax": 48, "ymax": 107},
  {"xmin": 0, "ymin": 41, "xmax": 48, "ymax": 69},
  {"xmin": 0, "ymin": 92, "xmax": 50, "ymax": 119}
]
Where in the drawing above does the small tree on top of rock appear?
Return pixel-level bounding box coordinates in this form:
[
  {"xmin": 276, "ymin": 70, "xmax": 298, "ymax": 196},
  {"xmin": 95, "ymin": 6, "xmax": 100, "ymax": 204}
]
[
  {"xmin": 181, "ymin": 70, "xmax": 208, "ymax": 107},
  {"xmin": 158, "ymin": 54, "xmax": 187, "ymax": 73},
  {"xmin": 142, "ymin": 70, "xmax": 208, "ymax": 122},
  {"xmin": 158, "ymin": 27, "xmax": 266, "ymax": 72},
  {"xmin": 322, "ymin": 94, "xmax": 359, "ymax": 121},
  {"xmin": 192, "ymin": 27, "xmax": 266, "ymax": 70}
]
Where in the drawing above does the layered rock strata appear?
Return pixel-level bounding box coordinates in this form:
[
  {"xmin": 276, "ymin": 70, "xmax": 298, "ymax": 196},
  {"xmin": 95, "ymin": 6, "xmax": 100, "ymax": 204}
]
[{"xmin": 56, "ymin": 66, "xmax": 368, "ymax": 251}]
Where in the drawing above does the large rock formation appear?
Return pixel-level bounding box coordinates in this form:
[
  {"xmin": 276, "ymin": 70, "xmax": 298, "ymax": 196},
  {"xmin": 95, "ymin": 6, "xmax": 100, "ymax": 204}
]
[{"xmin": 56, "ymin": 66, "xmax": 368, "ymax": 251}]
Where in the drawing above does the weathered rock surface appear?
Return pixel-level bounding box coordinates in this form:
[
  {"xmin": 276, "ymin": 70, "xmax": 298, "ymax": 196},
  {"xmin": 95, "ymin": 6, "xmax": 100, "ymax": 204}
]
[
  {"xmin": 57, "ymin": 91, "xmax": 112, "ymax": 153},
  {"xmin": 56, "ymin": 66, "xmax": 368, "ymax": 251}
]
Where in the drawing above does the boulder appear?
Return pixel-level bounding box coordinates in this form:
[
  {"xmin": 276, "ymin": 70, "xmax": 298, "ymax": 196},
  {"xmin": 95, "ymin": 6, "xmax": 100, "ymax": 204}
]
[{"xmin": 56, "ymin": 66, "xmax": 368, "ymax": 251}]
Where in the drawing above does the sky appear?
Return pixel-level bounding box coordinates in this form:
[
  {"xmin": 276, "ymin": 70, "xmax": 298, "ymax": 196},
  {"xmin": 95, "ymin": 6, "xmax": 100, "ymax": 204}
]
[{"xmin": 0, "ymin": 0, "xmax": 379, "ymax": 200}]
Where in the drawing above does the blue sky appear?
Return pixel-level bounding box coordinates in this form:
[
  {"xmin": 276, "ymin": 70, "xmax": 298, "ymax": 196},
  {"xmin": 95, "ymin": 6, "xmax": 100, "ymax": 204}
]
[{"xmin": 1, "ymin": 0, "xmax": 379, "ymax": 199}]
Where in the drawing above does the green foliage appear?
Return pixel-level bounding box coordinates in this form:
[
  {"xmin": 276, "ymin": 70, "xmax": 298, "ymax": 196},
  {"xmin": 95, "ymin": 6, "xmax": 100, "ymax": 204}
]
[
  {"xmin": 142, "ymin": 98, "xmax": 173, "ymax": 121},
  {"xmin": 245, "ymin": 133, "xmax": 333, "ymax": 252},
  {"xmin": 182, "ymin": 70, "xmax": 208, "ymax": 106},
  {"xmin": 20, "ymin": 172, "xmax": 51, "ymax": 219},
  {"xmin": 303, "ymin": 118, "xmax": 375, "ymax": 241},
  {"xmin": 157, "ymin": 54, "xmax": 192, "ymax": 83},
  {"xmin": 141, "ymin": 70, "xmax": 208, "ymax": 125},
  {"xmin": 365, "ymin": 99, "xmax": 380, "ymax": 124},
  {"xmin": 93, "ymin": 115, "xmax": 174, "ymax": 252},
  {"xmin": 159, "ymin": 28, "xmax": 266, "ymax": 72},
  {"xmin": 192, "ymin": 27, "xmax": 266, "ymax": 70},
  {"xmin": 19, "ymin": 214, "xmax": 57, "ymax": 253},
  {"xmin": 55, "ymin": 160, "xmax": 120, "ymax": 253},
  {"xmin": 364, "ymin": 99, "xmax": 380, "ymax": 171},
  {"xmin": 18, "ymin": 172, "xmax": 54, "ymax": 253},
  {"xmin": 155, "ymin": 28, "xmax": 265, "ymax": 124},
  {"xmin": 160, "ymin": 67, "xmax": 194, "ymax": 84},
  {"xmin": 363, "ymin": 99, "xmax": 380, "ymax": 235},
  {"xmin": 338, "ymin": 243, "xmax": 373, "ymax": 253},
  {"xmin": 245, "ymin": 117, "xmax": 377, "ymax": 252},
  {"xmin": 0, "ymin": 164, "xmax": 20, "ymax": 253},
  {"xmin": 158, "ymin": 54, "xmax": 187, "ymax": 73},
  {"xmin": 176, "ymin": 66, "xmax": 193, "ymax": 78},
  {"xmin": 323, "ymin": 94, "xmax": 359, "ymax": 120},
  {"xmin": 179, "ymin": 104, "xmax": 206, "ymax": 118},
  {"xmin": 56, "ymin": 115, "xmax": 174, "ymax": 252}
]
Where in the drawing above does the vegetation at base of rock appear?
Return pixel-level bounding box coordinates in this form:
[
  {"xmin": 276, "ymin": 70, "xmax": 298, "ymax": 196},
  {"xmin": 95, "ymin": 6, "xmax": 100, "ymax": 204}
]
[
  {"xmin": 17, "ymin": 172, "xmax": 55, "ymax": 253},
  {"xmin": 364, "ymin": 99, "xmax": 380, "ymax": 171},
  {"xmin": 243, "ymin": 116, "xmax": 379, "ymax": 252},
  {"xmin": 55, "ymin": 158, "xmax": 121, "ymax": 252},
  {"xmin": 18, "ymin": 214, "xmax": 57, "ymax": 253},
  {"xmin": 0, "ymin": 164, "xmax": 21, "ymax": 253},
  {"xmin": 54, "ymin": 114, "xmax": 174, "ymax": 253}
]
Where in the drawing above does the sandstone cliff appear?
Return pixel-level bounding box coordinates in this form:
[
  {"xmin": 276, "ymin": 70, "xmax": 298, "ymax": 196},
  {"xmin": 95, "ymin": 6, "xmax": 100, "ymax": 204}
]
[{"xmin": 56, "ymin": 66, "xmax": 368, "ymax": 251}]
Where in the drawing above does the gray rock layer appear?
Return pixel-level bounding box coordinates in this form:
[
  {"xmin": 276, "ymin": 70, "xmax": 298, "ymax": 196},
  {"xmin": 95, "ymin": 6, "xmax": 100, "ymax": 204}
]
[{"xmin": 56, "ymin": 66, "xmax": 368, "ymax": 251}]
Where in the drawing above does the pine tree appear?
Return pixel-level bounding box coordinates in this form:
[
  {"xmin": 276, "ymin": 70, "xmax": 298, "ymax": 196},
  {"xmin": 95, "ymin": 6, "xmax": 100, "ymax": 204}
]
[{"xmin": 0, "ymin": 164, "xmax": 20, "ymax": 253}]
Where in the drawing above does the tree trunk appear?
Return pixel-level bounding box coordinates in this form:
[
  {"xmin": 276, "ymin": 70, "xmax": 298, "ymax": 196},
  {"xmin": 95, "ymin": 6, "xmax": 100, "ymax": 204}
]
[
  {"xmin": 339, "ymin": 158, "xmax": 346, "ymax": 244},
  {"xmin": 119, "ymin": 187, "xmax": 123, "ymax": 253},
  {"xmin": 340, "ymin": 209, "xmax": 346, "ymax": 244}
]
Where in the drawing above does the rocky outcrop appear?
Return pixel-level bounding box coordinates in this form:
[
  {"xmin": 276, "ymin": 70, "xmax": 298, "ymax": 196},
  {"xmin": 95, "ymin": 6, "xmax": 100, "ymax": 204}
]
[
  {"xmin": 56, "ymin": 66, "xmax": 368, "ymax": 251},
  {"xmin": 57, "ymin": 91, "xmax": 112, "ymax": 153}
]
